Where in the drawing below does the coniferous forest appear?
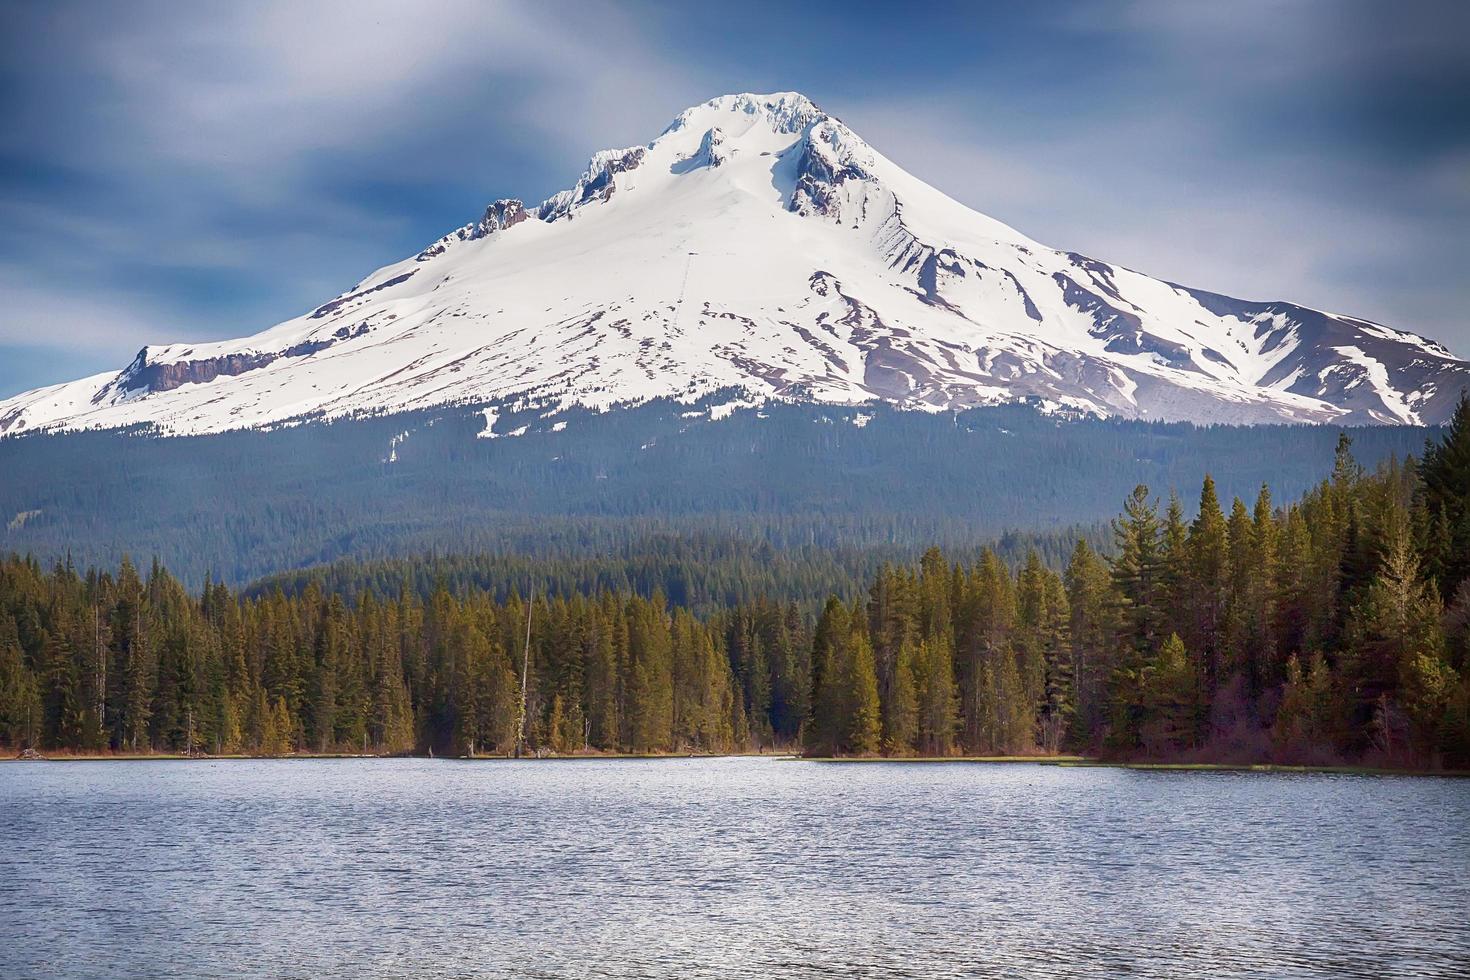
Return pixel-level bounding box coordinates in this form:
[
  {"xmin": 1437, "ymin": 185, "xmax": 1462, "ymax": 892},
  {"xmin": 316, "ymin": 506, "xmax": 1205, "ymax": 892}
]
[
  {"xmin": 0, "ymin": 398, "xmax": 1433, "ymax": 588},
  {"xmin": 2, "ymin": 401, "xmax": 1467, "ymax": 768}
]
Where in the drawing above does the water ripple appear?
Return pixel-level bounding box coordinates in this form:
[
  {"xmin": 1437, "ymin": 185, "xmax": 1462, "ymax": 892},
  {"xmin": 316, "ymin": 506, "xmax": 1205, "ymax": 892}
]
[{"xmin": 1, "ymin": 759, "xmax": 1467, "ymax": 979}]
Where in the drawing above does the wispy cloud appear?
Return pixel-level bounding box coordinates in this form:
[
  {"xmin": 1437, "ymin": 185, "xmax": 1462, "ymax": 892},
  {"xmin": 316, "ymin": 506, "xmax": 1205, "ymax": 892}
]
[
  {"xmin": 0, "ymin": 0, "xmax": 709, "ymax": 393},
  {"xmin": 0, "ymin": 264, "xmax": 179, "ymax": 352},
  {"xmin": 1, "ymin": 0, "xmax": 1465, "ymax": 400}
]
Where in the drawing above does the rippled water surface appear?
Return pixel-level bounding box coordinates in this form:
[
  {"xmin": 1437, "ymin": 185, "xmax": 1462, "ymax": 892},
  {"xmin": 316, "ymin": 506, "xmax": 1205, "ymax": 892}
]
[{"xmin": 2, "ymin": 758, "xmax": 1468, "ymax": 978}]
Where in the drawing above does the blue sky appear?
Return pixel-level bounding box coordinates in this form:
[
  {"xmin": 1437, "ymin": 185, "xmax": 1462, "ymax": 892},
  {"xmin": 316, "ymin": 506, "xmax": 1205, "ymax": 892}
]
[{"xmin": 2, "ymin": 0, "xmax": 1467, "ymax": 397}]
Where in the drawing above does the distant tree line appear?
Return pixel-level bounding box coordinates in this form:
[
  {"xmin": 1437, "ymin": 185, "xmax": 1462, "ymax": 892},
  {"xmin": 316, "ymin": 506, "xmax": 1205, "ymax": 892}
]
[
  {"xmin": 2, "ymin": 400, "xmax": 1467, "ymax": 767},
  {"xmin": 0, "ymin": 397, "xmax": 1433, "ymax": 588},
  {"xmin": 244, "ymin": 528, "xmax": 1102, "ymax": 619}
]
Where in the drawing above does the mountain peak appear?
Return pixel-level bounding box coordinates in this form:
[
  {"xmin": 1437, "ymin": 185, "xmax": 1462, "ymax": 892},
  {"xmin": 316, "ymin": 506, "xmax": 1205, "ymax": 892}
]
[
  {"xmin": 428, "ymin": 91, "xmax": 842, "ymax": 245},
  {"xmin": 2, "ymin": 90, "xmax": 1466, "ymax": 436},
  {"xmin": 663, "ymin": 91, "xmax": 827, "ymax": 137}
]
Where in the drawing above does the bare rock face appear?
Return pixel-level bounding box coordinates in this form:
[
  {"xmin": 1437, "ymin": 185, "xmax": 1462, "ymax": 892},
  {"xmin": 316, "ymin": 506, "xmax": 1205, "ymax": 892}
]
[
  {"xmin": 789, "ymin": 122, "xmax": 873, "ymax": 219},
  {"xmin": 672, "ymin": 128, "xmax": 729, "ymax": 175},
  {"xmin": 119, "ymin": 351, "xmax": 280, "ymax": 395},
  {"xmin": 476, "ymin": 199, "xmax": 530, "ymax": 236},
  {"xmin": 538, "ymin": 147, "xmax": 649, "ymax": 220},
  {"xmin": 417, "ymin": 201, "xmax": 529, "ymax": 260},
  {"xmin": 113, "ymin": 326, "xmax": 371, "ymax": 397}
]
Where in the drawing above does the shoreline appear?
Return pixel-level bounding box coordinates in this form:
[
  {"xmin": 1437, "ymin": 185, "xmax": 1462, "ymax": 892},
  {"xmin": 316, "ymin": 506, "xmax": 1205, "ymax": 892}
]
[
  {"xmin": 793, "ymin": 756, "xmax": 1470, "ymax": 777},
  {"xmin": 7, "ymin": 751, "xmax": 1466, "ymax": 777},
  {"xmin": 1058, "ymin": 760, "xmax": 1470, "ymax": 778},
  {"xmin": 3, "ymin": 749, "xmax": 796, "ymax": 763}
]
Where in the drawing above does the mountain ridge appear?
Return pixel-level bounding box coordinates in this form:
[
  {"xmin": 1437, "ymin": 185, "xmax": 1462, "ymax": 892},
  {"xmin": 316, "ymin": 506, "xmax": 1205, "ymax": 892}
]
[{"xmin": 3, "ymin": 90, "xmax": 1466, "ymax": 436}]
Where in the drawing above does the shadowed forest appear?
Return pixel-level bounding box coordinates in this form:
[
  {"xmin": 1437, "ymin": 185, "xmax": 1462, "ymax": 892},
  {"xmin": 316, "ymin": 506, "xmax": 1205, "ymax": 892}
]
[
  {"xmin": 0, "ymin": 398, "xmax": 1434, "ymax": 587},
  {"xmin": 3, "ymin": 400, "xmax": 1467, "ymax": 768}
]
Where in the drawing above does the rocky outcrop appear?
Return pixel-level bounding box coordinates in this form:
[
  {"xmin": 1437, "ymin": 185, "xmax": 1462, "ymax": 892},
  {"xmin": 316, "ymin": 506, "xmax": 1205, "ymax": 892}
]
[
  {"xmin": 122, "ymin": 351, "xmax": 278, "ymax": 393},
  {"xmin": 115, "ymin": 326, "xmax": 371, "ymax": 396},
  {"xmin": 672, "ymin": 127, "xmax": 727, "ymax": 172},
  {"xmin": 311, "ymin": 271, "xmax": 416, "ymax": 319},
  {"xmin": 789, "ymin": 122, "xmax": 872, "ymax": 219},
  {"xmin": 417, "ymin": 199, "xmax": 529, "ymax": 260},
  {"xmin": 538, "ymin": 147, "xmax": 649, "ymax": 221}
]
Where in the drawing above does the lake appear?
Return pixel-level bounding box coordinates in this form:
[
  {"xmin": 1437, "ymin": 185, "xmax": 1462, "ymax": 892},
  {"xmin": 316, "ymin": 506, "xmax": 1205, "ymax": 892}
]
[{"xmin": 1, "ymin": 758, "xmax": 1467, "ymax": 978}]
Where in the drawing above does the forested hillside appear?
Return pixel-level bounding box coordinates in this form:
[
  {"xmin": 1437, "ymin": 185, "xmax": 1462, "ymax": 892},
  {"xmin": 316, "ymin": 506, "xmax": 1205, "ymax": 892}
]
[
  {"xmin": 0, "ymin": 397, "xmax": 1435, "ymax": 587},
  {"xmin": 244, "ymin": 527, "xmax": 1105, "ymax": 618},
  {"xmin": 3, "ymin": 400, "xmax": 1466, "ymax": 767}
]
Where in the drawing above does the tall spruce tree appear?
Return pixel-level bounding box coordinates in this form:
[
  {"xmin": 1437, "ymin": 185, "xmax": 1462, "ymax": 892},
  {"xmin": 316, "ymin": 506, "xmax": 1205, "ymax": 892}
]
[
  {"xmin": 1419, "ymin": 393, "xmax": 1470, "ymax": 601},
  {"xmin": 1064, "ymin": 539, "xmax": 1115, "ymax": 742},
  {"xmin": 1186, "ymin": 475, "xmax": 1229, "ymax": 693},
  {"xmin": 1111, "ymin": 486, "xmax": 1164, "ymax": 656}
]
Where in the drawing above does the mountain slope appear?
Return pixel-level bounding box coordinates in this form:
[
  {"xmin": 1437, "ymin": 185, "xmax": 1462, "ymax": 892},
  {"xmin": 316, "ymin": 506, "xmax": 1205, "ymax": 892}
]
[{"xmin": 4, "ymin": 91, "xmax": 1466, "ymax": 435}]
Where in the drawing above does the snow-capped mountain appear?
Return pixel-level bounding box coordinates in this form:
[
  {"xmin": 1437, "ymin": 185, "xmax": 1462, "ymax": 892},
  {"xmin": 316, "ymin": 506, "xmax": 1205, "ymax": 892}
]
[{"xmin": 4, "ymin": 92, "xmax": 1467, "ymax": 436}]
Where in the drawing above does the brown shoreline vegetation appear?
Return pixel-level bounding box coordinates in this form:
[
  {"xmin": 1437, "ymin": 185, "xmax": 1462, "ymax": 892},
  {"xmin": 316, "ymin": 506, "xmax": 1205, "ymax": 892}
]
[
  {"xmin": 10, "ymin": 749, "xmax": 1467, "ymax": 780},
  {"xmin": 2, "ymin": 399, "xmax": 1469, "ymax": 773}
]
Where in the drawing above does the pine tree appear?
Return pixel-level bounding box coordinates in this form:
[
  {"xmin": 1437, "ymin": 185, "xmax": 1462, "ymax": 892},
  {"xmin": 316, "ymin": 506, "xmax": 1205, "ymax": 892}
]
[
  {"xmin": 845, "ymin": 622, "xmax": 882, "ymax": 755},
  {"xmin": 765, "ymin": 603, "xmax": 809, "ymax": 744},
  {"xmin": 0, "ymin": 616, "xmax": 42, "ymax": 749},
  {"xmin": 1222, "ymin": 495, "xmax": 1254, "ymax": 686},
  {"xmin": 1276, "ymin": 506, "xmax": 1312, "ymax": 656},
  {"xmin": 1160, "ymin": 492, "xmax": 1190, "ymax": 629},
  {"xmin": 583, "ymin": 601, "xmax": 620, "ymax": 751},
  {"xmin": 913, "ymin": 635, "xmax": 958, "ymax": 755},
  {"xmin": 806, "ymin": 599, "xmax": 881, "ymax": 755},
  {"xmin": 1141, "ymin": 633, "xmax": 1197, "ymax": 755},
  {"xmin": 993, "ymin": 647, "xmax": 1030, "ymax": 753},
  {"xmin": 1038, "ymin": 572, "xmax": 1073, "ymax": 753},
  {"xmin": 956, "ymin": 549, "xmax": 1015, "ymax": 753},
  {"xmin": 40, "ymin": 622, "xmax": 82, "ymax": 750},
  {"xmin": 673, "ymin": 613, "xmax": 725, "ymax": 751},
  {"xmin": 1108, "ymin": 486, "xmax": 1163, "ymax": 748},
  {"xmin": 1015, "ymin": 551, "xmax": 1050, "ymax": 720},
  {"xmin": 260, "ymin": 695, "xmax": 294, "ymax": 756},
  {"xmin": 1274, "ymin": 652, "xmax": 1335, "ymax": 758},
  {"xmin": 807, "ymin": 597, "xmax": 850, "ymax": 756},
  {"xmin": 868, "ymin": 565, "xmax": 917, "ymax": 751},
  {"xmin": 1249, "ymin": 484, "xmax": 1281, "ymax": 691},
  {"xmin": 1342, "ymin": 523, "xmax": 1445, "ymax": 755},
  {"xmin": 1065, "ymin": 539, "xmax": 1115, "ymax": 742},
  {"xmin": 626, "ymin": 599, "xmax": 673, "ymax": 753},
  {"xmin": 1111, "ymin": 485, "xmax": 1164, "ymax": 656},
  {"xmin": 547, "ymin": 694, "xmax": 567, "ymax": 754},
  {"xmin": 1186, "ymin": 475, "xmax": 1228, "ymax": 691},
  {"xmin": 1401, "ymin": 653, "xmax": 1458, "ymax": 762},
  {"xmin": 884, "ymin": 640, "xmax": 919, "ymax": 754},
  {"xmin": 1419, "ymin": 393, "xmax": 1470, "ymax": 599},
  {"xmin": 308, "ymin": 600, "xmax": 342, "ymax": 752}
]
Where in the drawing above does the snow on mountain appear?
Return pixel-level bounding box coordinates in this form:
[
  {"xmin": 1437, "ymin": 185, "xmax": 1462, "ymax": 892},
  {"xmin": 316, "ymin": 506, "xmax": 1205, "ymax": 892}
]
[{"xmin": 3, "ymin": 91, "xmax": 1466, "ymax": 436}]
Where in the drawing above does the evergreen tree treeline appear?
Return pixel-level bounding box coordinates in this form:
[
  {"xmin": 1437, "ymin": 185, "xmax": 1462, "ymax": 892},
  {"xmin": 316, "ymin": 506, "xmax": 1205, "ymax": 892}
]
[
  {"xmin": 1, "ymin": 399, "xmax": 1433, "ymax": 589},
  {"xmin": 3, "ymin": 401, "xmax": 1467, "ymax": 766}
]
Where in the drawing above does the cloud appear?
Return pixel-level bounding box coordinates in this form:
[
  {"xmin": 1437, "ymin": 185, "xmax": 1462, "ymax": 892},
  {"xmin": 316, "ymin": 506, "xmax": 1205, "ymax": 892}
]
[
  {"xmin": 0, "ymin": 0, "xmax": 710, "ymax": 376},
  {"xmin": 10, "ymin": 1, "xmax": 707, "ymax": 192},
  {"xmin": 0, "ymin": 264, "xmax": 180, "ymax": 352},
  {"xmin": 1, "ymin": 0, "xmax": 1466, "ymax": 397}
]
